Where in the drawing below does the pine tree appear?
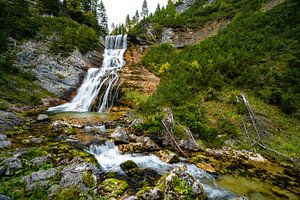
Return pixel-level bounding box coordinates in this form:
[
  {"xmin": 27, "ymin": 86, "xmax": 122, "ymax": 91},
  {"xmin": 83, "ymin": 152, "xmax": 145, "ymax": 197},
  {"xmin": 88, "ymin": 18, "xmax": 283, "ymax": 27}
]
[
  {"xmin": 141, "ymin": 0, "xmax": 149, "ymax": 19},
  {"xmin": 97, "ymin": 0, "xmax": 108, "ymax": 34},
  {"xmin": 133, "ymin": 10, "xmax": 140, "ymax": 24},
  {"xmin": 125, "ymin": 14, "xmax": 132, "ymax": 32}
]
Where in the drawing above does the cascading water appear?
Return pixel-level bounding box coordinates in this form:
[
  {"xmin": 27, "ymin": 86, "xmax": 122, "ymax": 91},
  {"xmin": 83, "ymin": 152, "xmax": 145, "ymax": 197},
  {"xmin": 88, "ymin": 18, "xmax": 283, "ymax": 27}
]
[
  {"xmin": 89, "ymin": 142, "xmax": 236, "ymax": 200},
  {"xmin": 48, "ymin": 34, "xmax": 127, "ymax": 112}
]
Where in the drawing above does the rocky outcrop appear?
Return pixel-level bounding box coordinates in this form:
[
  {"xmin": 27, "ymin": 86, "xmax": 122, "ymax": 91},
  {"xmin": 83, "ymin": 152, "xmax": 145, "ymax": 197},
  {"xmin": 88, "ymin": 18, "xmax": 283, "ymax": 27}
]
[
  {"xmin": 160, "ymin": 18, "xmax": 231, "ymax": 48},
  {"xmin": 0, "ymin": 110, "xmax": 23, "ymax": 133},
  {"xmin": 15, "ymin": 41, "xmax": 103, "ymax": 99},
  {"xmin": 1, "ymin": 158, "xmax": 22, "ymax": 176},
  {"xmin": 176, "ymin": 0, "xmax": 216, "ymax": 14},
  {"xmin": 119, "ymin": 46, "xmax": 160, "ymax": 95},
  {"xmin": 175, "ymin": 0, "xmax": 197, "ymax": 13}
]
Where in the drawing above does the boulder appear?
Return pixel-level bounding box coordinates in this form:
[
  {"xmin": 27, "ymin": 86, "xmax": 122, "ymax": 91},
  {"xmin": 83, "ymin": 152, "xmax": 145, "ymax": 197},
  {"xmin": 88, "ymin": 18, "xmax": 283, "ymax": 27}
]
[
  {"xmin": 99, "ymin": 178, "xmax": 128, "ymax": 198},
  {"xmin": 0, "ymin": 140, "xmax": 11, "ymax": 149},
  {"xmin": 37, "ymin": 114, "xmax": 49, "ymax": 121},
  {"xmin": 0, "ymin": 111, "xmax": 23, "ymax": 133},
  {"xmin": 22, "ymin": 168, "xmax": 57, "ymax": 191},
  {"xmin": 138, "ymin": 166, "xmax": 205, "ymax": 200},
  {"xmin": 118, "ymin": 143, "xmax": 144, "ymax": 153},
  {"xmin": 31, "ymin": 137, "xmax": 43, "ymax": 144},
  {"xmin": 52, "ymin": 120, "xmax": 72, "ymax": 134},
  {"xmin": 0, "ymin": 134, "xmax": 7, "ymax": 141},
  {"xmin": 136, "ymin": 136, "xmax": 158, "ymax": 151},
  {"xmin": 137, "ymin": 187, "xmax": 162, "ymax": 200},
  {"xmin": 60, "ymin": 157, "xmax": 101, "ymax": 189},
  {"xmin": 48, "ymin": 184, "xmax": 61, "ymax": 197},
  {"xmin": 179, "ymin": 140, "xmax": 200, "ymax": 152},
  {"xmin": 158, "ymin": 150, "xmax": 180, "ymax": 164},
  {"xmin": 1, "ymin": 158, "xmax": 22, "ymax": 176},
  {"xmin": 30, "ymin": 154, "xmax": 51, "ymax": 167},
  {"xmin": 120, "ymin": 160, "xmax": 144, "ymax": 181},
  {"xmin": 111, "ymin": 127, "xmax": 129, "ymax": 143},
  {"xmin": 175, "ymin": 0, "xmax": 197, "ymax": 13}
]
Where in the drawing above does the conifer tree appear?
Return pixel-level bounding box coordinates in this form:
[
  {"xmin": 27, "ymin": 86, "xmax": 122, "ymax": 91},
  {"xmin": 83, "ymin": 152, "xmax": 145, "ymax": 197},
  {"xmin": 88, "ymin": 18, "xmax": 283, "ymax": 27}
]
[
  {"xmin": 97, "ymin": 0, "xmax": 108, "ymax": 34},
  {"xmin": 133, "ymin": 10, "xmax": 140, "ymax": 24},
  {"xmin": 141, "ymin": 0, "xmax": 149, "ymax": 19},
  {"xmin": 125, "ymin": 14, "xmax": 132, "ymax": 32}
]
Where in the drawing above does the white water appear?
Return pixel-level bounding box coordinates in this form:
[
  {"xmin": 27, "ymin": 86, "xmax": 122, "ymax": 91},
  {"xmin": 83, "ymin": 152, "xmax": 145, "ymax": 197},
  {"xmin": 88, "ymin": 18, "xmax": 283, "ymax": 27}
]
[
  {"xmin": 48, "ymin": 35, "xmax": 127, "ymax": 112},
  {"xmin": 89, "ymin": 142, "xmax": 235, "ymax": 200}
]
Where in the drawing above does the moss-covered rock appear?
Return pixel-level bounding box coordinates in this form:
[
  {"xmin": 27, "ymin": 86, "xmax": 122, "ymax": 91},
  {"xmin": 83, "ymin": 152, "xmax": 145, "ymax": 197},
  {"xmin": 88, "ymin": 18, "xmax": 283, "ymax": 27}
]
[
  {"xmin": 99, "ymin": 178, "xmax": 128, "ymax": 198},
  {"xmin": 137, "ymin": 166, "xmax": 206, "ymax": 200}
]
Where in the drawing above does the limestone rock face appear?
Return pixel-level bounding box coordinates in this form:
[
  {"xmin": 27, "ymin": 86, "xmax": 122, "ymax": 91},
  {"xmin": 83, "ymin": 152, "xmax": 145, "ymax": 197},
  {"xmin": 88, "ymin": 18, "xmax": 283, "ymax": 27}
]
[
  {"xmin": 160, "ymin": 18, "xmax": 231, "ymax": 48},
  {"xmin": 175, "ymin": 0, "xmax": 197, "ymax": 13},
  {"xmin": 15, "ymin": 41, "xmax": 103, "ymax": 99},
  {"xmin": 119, "ymin": 46, "xmax": 160, "ymax": 95}
]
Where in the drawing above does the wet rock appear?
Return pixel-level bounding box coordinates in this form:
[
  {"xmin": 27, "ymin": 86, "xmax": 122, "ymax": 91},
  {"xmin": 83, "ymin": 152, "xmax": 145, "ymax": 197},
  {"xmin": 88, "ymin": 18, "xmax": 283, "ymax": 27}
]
[
  {"xmin": 118, "ymin": 143, "xmax": 144, "ymax": 153},
  {"xmin": 120, "ymin": 160, "xmax": 144, "ymax": 181},
  {"xmin": 99, "ymin": 178, "xmax": 128, "ymax": 198},
  {"xmin": 22, "ymin": 168, "xmax": 57, "ymax": 191},
  {"xmin": 164, "ymin": 166, "xmax": 205, "ymax": 200},
  {"xmin": 138, "ymin": 187, "xmax": 162, "ymax": 200},
  {"xmin": 31, "ymin": 137, "xmax": 43, "ymax": 144},
  {"xmin": 0, "ymin": 110, "xmax": 23, "ymax": 133},
  {"xmin": 37, "ymin": 114, "xmax": 49, "ymax": 121},
  {"xmin": 111, "ymin": 127, "xmax": 129, "ymax": 143},
  {"xmin": 0, "ymin": 194, "xmax": 10, "ymax": 200},
  {"xmin": 158, "ymin": 150, "xmax": 180, "ymax": 164},
  {"xmin": 136, "ymin": 136, "xmax": 158, "ymax": 151},
  {"xmin": 84, "ymin": 125, "xmax": 106, "ymax": 135},
  {"xmin": 1, "ymin": 158, "xmax": 22, "ymax": 176},
  {"xmin": 60, "ymin": 157, "xmax": 101, "ymax": 189},
  {"xmin": 31, "ymin": 154, "xmax": 51, "ymax": 167},
  {"xmin": 128, "ymin": 134, "xmax": 138, "ymax": 142}
]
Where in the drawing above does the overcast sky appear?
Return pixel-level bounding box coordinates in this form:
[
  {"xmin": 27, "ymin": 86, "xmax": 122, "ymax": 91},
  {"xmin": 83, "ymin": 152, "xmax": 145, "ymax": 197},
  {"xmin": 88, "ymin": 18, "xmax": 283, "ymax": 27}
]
[{"xmin": 102, "ymin": 0, "xmax": 169, "ymax": 28}]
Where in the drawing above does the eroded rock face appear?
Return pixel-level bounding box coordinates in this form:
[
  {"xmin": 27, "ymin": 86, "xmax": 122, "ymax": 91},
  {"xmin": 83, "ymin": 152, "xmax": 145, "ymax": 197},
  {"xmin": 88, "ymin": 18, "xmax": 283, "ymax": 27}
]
[
  {"xmin": 111, "ymin": 127, "xmax": 129, "ymax": 143},
  {"xmin": 160, "ymin": 18, "xmax": 231, "ymax": 48},
  {"xmin": 175, "ymin": 0, "xmax": 197, "ymax": 13},
  {"xmin": 15, "ymin": 41, "xmax": 103, "ymax": 99},
  {"xmin": 119, "ymin": 46, "xmax": 160, "ymax": 96}
]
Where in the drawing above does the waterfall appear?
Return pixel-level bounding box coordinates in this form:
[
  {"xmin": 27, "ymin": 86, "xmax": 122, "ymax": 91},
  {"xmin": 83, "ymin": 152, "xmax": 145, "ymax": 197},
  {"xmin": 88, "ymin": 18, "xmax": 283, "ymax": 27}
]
[{"xmin": 48, "ymin": 34, "xmax": 127, "ymax": 112}]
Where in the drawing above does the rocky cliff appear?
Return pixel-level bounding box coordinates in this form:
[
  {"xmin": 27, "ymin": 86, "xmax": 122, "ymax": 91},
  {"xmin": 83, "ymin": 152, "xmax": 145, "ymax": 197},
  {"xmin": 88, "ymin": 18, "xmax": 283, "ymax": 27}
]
[
  {"xmin": 119, "ymin": 45, "xmax": 160, "ymax": 95},
  {"xmin": 15, "ymin": 41, "xmax": 104, "ymax": 99},
  {"xmin": 160, "ymin": 18, "xmax": 231, "ymax": 48}
]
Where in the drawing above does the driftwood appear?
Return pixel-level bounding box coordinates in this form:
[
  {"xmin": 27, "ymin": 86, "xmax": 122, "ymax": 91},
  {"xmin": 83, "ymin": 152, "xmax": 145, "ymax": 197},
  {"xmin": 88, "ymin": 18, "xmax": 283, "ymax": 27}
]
[
  {"xmin": 241, "ymin": 93, "xmax": 293, "ymax": 161},
  {"xmin": 162, "ymin": 120, "xmax": 188, "ymax": 158}
]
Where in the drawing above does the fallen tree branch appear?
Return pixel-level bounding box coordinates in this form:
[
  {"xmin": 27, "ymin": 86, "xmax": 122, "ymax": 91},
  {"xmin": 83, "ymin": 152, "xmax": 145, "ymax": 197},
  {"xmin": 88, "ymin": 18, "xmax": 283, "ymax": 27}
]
[{"xmin": 162, "ymin": 120, "xmax": 188, "ymax": 158}]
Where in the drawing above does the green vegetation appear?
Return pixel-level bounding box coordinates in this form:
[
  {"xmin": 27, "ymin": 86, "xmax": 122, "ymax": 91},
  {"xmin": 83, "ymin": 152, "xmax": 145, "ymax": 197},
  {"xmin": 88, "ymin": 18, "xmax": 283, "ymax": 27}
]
[
  {"xmin": 129, "ymin": 0, "xmax": 268, "ymax": 38},
  {"xmin": 137, "ymin": 0, "xmax": 300, "ymax": 159}
]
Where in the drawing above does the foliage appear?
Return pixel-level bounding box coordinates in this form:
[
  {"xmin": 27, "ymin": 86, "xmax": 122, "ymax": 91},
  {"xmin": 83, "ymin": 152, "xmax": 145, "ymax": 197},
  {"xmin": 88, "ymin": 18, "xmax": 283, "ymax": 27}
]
[{"xmin": 138, "ymin": 0, "xmax": 300, "ymax": 153}]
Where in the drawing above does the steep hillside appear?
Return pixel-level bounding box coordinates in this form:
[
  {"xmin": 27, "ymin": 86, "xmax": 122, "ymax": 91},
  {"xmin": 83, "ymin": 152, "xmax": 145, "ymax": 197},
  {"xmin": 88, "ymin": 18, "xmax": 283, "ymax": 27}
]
[
  {"xmin": 0, "ymin": 0, "xmax": 105, "ymax": 122},
  {"xmin": 131, "ymin": 0, "xmax": 300, "ymax": 161}
]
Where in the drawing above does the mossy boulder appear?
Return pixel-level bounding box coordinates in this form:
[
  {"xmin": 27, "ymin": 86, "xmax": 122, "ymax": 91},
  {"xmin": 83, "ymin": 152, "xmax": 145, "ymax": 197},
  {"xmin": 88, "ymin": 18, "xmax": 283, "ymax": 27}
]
[
  {"xmin": 120, "ymin": 160, "xmax": 144, "ymax": 181},
  {"xmin": 100, "ymin": 178, "xmax": 128, "ymax": 198},
  {"xmin": 138, "ymin": 166, "xmax": 206, "ymax": 200}
]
